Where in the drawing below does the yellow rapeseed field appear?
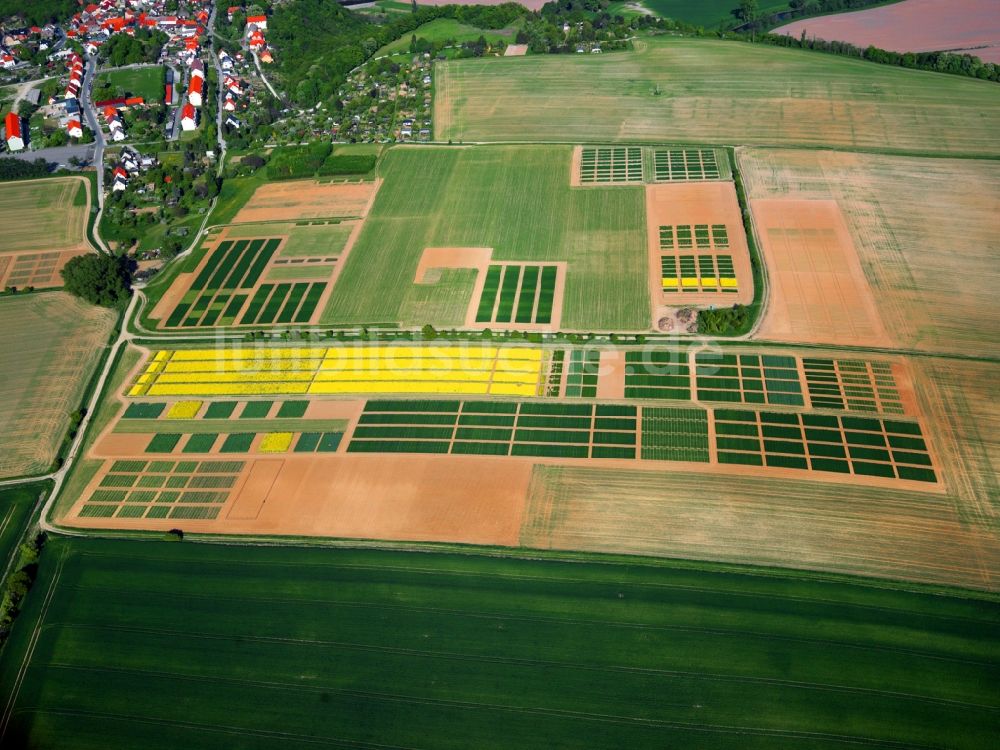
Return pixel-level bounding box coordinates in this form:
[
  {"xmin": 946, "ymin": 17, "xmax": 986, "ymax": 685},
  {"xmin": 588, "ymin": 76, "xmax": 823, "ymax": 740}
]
[{"xmin": 129, "ymin": 346, "xmax": 546, "ymax": 398}]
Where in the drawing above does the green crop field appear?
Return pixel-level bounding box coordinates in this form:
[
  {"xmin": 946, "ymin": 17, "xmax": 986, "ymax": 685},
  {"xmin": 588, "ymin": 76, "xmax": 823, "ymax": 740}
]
[
  {"xmin": 0, "ymin": 483, "xmax": 44, "ymax": 576},
  {"xmin": 1, "ymin": 538, "xmax": 997, "ymax": 748},
  {"xmin": 375, "ymin": 18, "xmax": 519, "ymax": 57},
  {"xmin": 435, "ymin": 37, "xmax": 1000, "ymax": 155},
  {"xmin": 640, "ymin": 0, "xmax": 789, "ymax": 27},
  {"xmin": 321, "ymin": 145, "xmax": 648, "ymax": 330},
  {"xmin": 279, "ymin": 222, "xmax": 352, "ymax": 257},
  {"xmin": 96, "ymin": 65, "xmax": 165, "ymax": 102}
]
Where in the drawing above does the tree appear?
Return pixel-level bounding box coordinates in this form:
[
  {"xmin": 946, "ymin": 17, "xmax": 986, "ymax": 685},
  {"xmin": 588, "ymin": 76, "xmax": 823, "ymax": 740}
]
[{"xmin": 60, "ymin": 253, "xmax": 134, "ymax": 307}]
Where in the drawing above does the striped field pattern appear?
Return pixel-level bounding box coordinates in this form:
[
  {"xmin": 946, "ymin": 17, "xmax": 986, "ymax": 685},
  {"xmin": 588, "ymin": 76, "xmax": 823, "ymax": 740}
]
[{"xmin": 129, "ymin": 346, "xmax": 548, "ymax": 398}]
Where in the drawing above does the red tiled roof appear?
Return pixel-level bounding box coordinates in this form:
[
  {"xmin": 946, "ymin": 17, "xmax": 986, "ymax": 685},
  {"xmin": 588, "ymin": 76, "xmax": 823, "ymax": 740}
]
[{"xmin": 5, "ymin": 112, "xmax": 21, "ymax": 139}]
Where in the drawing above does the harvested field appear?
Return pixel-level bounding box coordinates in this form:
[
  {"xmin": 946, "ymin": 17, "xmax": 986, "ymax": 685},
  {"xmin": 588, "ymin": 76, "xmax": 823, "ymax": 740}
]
[
  {"xmin": 751, "ymin": 198, "xmax": 889, "ymax": 347},
  {"xmin": 434, "ymin": 37, "xmax": 1000, "ymax": 154},
  {"xmin": 740, "ymin": 148, "xmax": 1000, "ymax": 356},
  {"xmin": 231, "ymin": 179, "xmax": 379, "ymax": 224},
  {"xmin": 776, "ymin": 0, "xmax": 1000, "ymax": 64},
  {"xmin": 0, "ymin": 177, "xmax": 92, "ymax": 288},
  {"xmin": 321, "ymin": 145, "xmax": 648, "ymax": 331},
  {"xmin": 521, "ymin": 462, "xmax": 999, "ymax": 591},
  {"xmin": 646, "ymin": 182, "xmax": 752, "ymax": 326},
  {"xmin": 0, "ymin": 293, "xmax": 115, "ymax": 478}
]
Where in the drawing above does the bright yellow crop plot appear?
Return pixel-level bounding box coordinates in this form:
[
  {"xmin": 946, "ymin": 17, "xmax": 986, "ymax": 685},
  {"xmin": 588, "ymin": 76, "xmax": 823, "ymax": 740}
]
[
  {"xmin": 260, "ymin": 432, "xmax": 293, "ymax": 453},
  {"xmin": 166, "ymin": 400, "xmax": 202, "ymax": 419},
  {"xmin": 131, "ymin": 346, "xmax": 547, "ymax": 398}
]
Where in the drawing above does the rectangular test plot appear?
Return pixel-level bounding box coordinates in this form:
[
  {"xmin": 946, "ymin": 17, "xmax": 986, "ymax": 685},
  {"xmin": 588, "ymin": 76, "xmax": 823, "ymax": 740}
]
[{"xmin": 475, "ymin": 264, "xmax": 559, "ymax": 326}]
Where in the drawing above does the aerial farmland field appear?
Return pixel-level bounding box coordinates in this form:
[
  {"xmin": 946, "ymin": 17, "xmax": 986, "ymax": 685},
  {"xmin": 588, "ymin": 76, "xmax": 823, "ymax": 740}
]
[
  {"xmin": 435, "ymin": 37, "xmax": 1000, "ymax": 154},
  {"xmin": 0, "ymin": 177, "xmax": 94, "ymax": 289},
  {"xmin": 5, "ymin": 10, "xmax": 1000, "ymax": 749},
  {"xmin": 321, "ymin": 145, "xmax": 650, "ymax": 331},
  {"xmin": 737, "ymin": 148, "xmax": 1000, "ymax": 357},
  {"xmin": 1, "ymin": 537, "xmax": 997, "ymax": 749},
  {"xmin": 775, "ymin": 0, "xmax": 1000, "ymax": 64},
  {"xmin": 0, "ymin": 293, "xmax": 116, "ymax": 478}
]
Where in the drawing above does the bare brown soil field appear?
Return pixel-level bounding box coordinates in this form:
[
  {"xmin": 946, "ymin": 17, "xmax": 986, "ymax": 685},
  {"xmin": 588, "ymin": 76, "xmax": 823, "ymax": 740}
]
[
  {"xmin": 68, "ymin": 454, "xmax": 532, "ymax": 546},
  {"xmin": 752, "ymin": 198, "xmax": 890, "ymax": 347},
  {"xmin": 0, "ymin": 177, "xmax": 93, "ymax": 288},
  {"xmin": 777, "ymin": 0, "xmax": 1000, "ymax": 64},
  {"xmin": 740, "ymin": 148, "xmax": 1000, "ymax": 356},
  {"xmin": 232, "ymin": 179, "xmax": 380, "ymax": 224},
  {"xmin": 0, "ymin": 293, "xmax": 115, "ymax": 478},
  {"xmin": 646, "ymin": 182, "xmax": 752, "ymax": 327}
]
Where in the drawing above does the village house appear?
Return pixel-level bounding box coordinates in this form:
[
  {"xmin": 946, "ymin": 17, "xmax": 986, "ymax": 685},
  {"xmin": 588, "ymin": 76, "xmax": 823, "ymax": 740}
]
[
  {"xmin": 4, "ymin": 112, "xmax": 24, "ymax": 151},
  {"xmin": 180, "ymin": 102, "xmax": 197, "ymax": 131}
]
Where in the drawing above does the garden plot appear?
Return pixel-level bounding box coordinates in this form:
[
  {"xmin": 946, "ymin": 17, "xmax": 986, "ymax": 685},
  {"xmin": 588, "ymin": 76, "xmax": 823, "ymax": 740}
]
[
  {"xmin": 695, "ymin": 352, "xmax": 804, "ymax": 407},
  {"xmin": 0, "ymin": 293, "xmax": 116, "ymax": 478},
  {"xmin": 572, "ymin": 146, "xmax": 643, "ymax": 185},
  {"xmin": 0, "ymin": 177, "xmax": 93, "ymax": 289},
  {"xmin": 651, "ymin": 148, "xmax": 728, "ymax": 182},
  {"xmin": 150, "ymin": 232, "xmax": 330, "ymax": 328},
  {"xmin": 69, "ymin": 452, "xmax": 533, "ymax": 546},
  {"xmin": 645, "ymin": 181, "xmax": 752, "ymax": 327},
  {"xmin": 413, "ymin": 247, "xmax": 567, "ymax": 330},
  {"xmin": 752, "ymin": 199, "xmax": 889, "ymax": 347},
  {"xmin": 803, "ymin": 357, "xmax": 906, "ymax": 414},
  {"xmin": 348, "ymin": 400, "xmax": 639, "ymax": 460}
]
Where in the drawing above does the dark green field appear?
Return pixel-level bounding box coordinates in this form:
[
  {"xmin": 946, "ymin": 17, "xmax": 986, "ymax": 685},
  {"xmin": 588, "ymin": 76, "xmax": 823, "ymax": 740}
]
[
  {"xmin": 1, "ymin": 538, "xmax": 997, "ymax": 748},
  {"xmin": 0, "ymin": 483, "xmax": 43, "ymax": 575}
]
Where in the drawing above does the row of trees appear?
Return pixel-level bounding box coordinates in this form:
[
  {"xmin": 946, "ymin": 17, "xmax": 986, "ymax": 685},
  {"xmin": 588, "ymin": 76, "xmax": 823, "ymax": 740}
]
[{"xmin": 0, "ymin": 157, "xmax": 50, "ymax": 181}]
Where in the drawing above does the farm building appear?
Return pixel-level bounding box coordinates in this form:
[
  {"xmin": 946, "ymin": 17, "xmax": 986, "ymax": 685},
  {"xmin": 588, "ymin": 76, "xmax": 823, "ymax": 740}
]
[{"xmin": 4, "ymin": 112, "xmax": 24, "ymax": 151}]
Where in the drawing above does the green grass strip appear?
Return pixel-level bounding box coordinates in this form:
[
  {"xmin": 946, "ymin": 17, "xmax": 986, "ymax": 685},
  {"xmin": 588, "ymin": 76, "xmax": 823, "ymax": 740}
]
[
  {"xmin": 536, "ymin": 266, "xmax": 558, "ymax": 325},
  {"xmin": 515, "ymin": 265, "xmax": 540, "ymax": 324},
  {"xmin": 277, "ymin": 401, "xmax": 308, "ymax": 418},
  {"xmin": 257, "ymin": 283, "xmax": 292, "ymax": 324},
  {"xmin": 293, "ymin": 282, "xmax": 326, "ymax": 323},
  {"xmin": 115, "ymin": 418, "xmax": 347, "ymax": 435},
  {"xmin": 190, "ymin": 240, "xmax": 232, "ymax": 291},
  {"xmin": 475, "ymin": 265, "xmax": 502, "ymax": 323},
  {"xmin": 221, "ymin": 239, "xmax": 265, "ymax": 289},
  {"xmin": 239, "ymin": 284, "xmax": 274, "ymax": 325},
  {"xmin": 241, "ymin": 238, "xmax": 281, "ymax": 289},
  {"xmin": 205, "ymin": 240, "xmax": 249, "ymax": 291},
  {"xmin": 294, "ymin": 432, "xmax": 321, "ymax": 452},
  {"xmin": 145, "ymin": 433, "xmax": 181, "ymax": 453},
  {"xmin": 495, "ymin": 265, "xmax": 522, "ymax": 323},
  {"xmin": 276, "ymin": 282, "xmax": 310, "ymax": 324},
  {"xmin": 164, "ymin": 302, "xmax": 191, "ymax": 327},
  {"xmin": 218, "ymin": 293, "xmax": 249, "ymax": 325},
  {"xmin": 204, "ymin": 402, "xmax": 238, "ymax": 419},
  {"xmin": 241, "ymin": 401, "xmax": 273, "ymax": 419},
  {"xmin": 220, "ymin": 433, "xmax": 255, "ymax": 453}
]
